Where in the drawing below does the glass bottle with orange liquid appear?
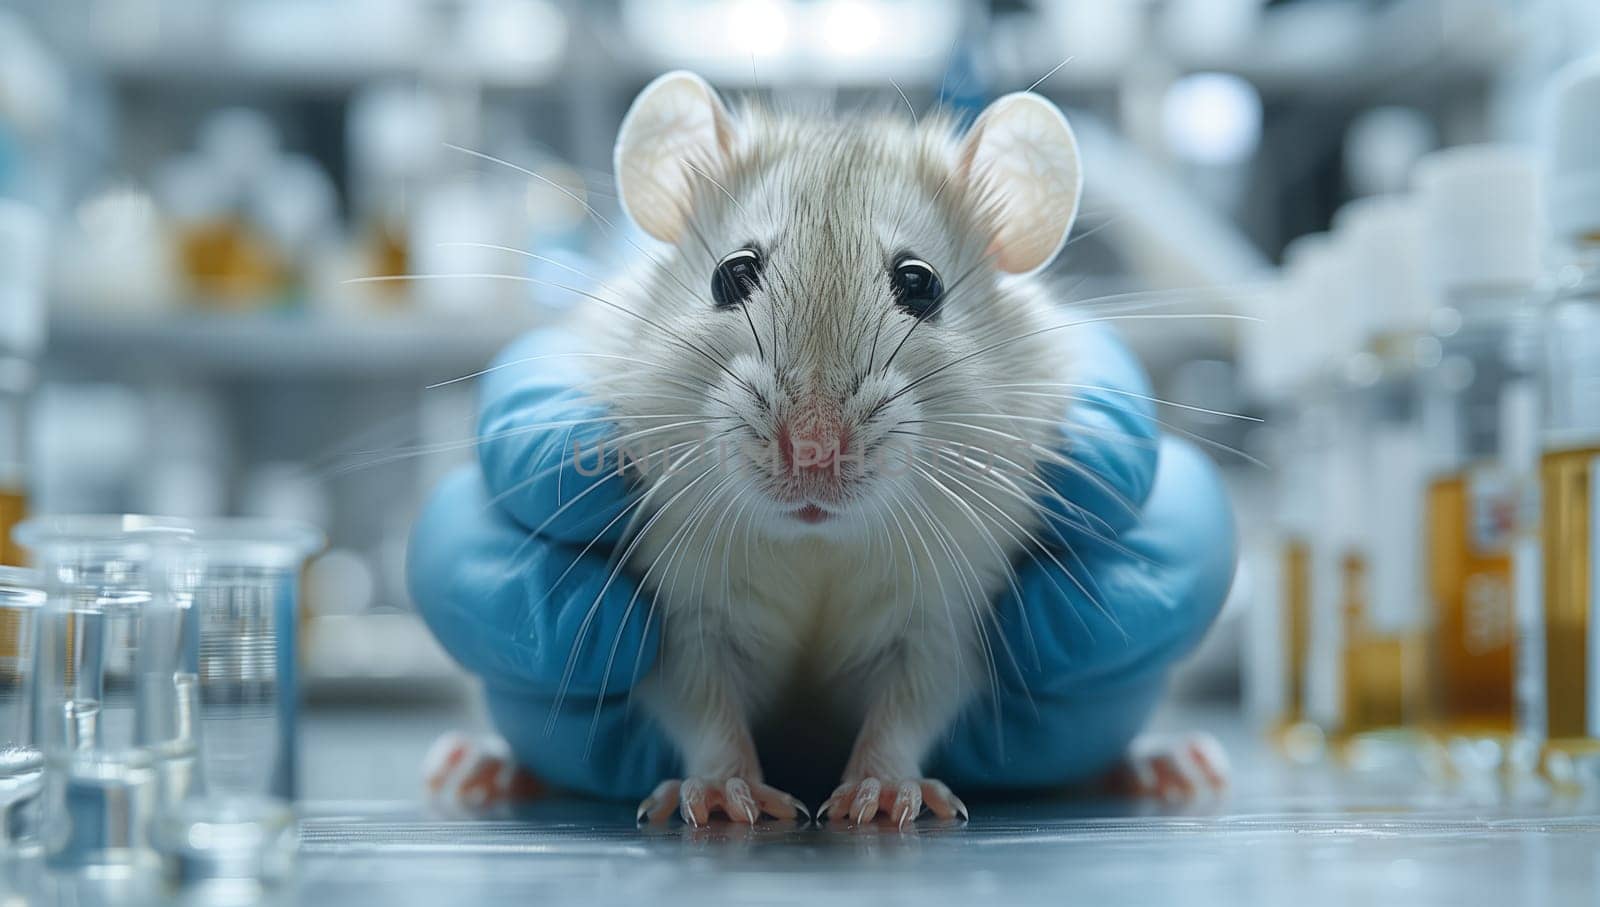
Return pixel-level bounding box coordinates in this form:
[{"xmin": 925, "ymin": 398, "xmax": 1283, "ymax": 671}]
[
  {"xmin": 0, "ymin": 201, "xmax": 44, "ymax": 745},
  {"xmin": 1412, "ymin": 146, "xmax": 1544, "ymax": 776},
  {"xmin": 1267, "ymin": 409, "xmax": 1324, "ymax": 761},
  {"xmin": 1305, "ymin": 392, "xmax": 1352, "ymax": 744},
  {"xmin": 1291, "ymin": 226, "xmax": 1424, "ymax": 763},
  {"xmin": 1281, "ymin": 234, "xmax": 1353, "ymax": 746},
  {"xmin": 1531, "ymin": 57, "xmax": 1600, "ymax": 788},
  {"xmin": 1330, "ymin": 198, "xmax": 1433, "ymax": 767},
  {"xmin": 0, "ymin": 201, "xmax": 45, "ymax": 568},
  {"xmin": 1243, "ymin": 239, "xmax": 1329, "ymax": 760}
]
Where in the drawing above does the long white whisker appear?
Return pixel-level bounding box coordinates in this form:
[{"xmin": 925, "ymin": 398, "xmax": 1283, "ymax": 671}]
[
  {"xmin": 882, "ymin": 312, "xmax": 1259, "ymax": 410},
  {"xmin": 938, "ymin": 382, "xmax": 1263, "ymax": 423},
  {"xmin": 1026, "ymin": 55, "xmax": 1075, "ymax": 92},
  {"xmin": 903, "ymin": 459, "xmax": 1044, "ymax": 682},
  {"xmin": 435, "ymin": 241, "xmax": 609, "ymax": 285}
]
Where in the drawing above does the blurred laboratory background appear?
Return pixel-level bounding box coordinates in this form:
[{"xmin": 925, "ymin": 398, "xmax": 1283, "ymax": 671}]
[{"xmin": 2, "ymin": 0, "xmax": 1599, "ymax": 796}]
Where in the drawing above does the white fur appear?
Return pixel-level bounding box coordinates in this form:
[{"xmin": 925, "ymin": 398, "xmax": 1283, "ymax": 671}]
[{"xmin": 586, "ymin": 82, "xmax": 1078, "ymax": 794}]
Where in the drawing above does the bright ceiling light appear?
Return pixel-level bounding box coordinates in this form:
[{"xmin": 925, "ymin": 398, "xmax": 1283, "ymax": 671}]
[
  {"xmin": 725, "ymin": 0, "xmax": 791, "ymax": 58},
  {"xmin": 819, "ymin": 0, "xmax": 885, "ymax": 57},
  {"xmin": 1160, "ymin": 72, "xmax": 1262, "ymax": 166}
]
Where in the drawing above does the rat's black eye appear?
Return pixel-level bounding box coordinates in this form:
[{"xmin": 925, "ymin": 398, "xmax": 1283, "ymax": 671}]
[
  {"xmin": 712, "ymin": 248, "xmax": 763, "ymax": 309},
  {"xmin": 891, "ymin": 255, "xmax": 944, "ymax": 319}
]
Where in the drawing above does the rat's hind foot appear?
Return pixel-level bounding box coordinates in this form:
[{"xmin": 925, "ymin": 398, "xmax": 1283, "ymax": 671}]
[
  {"xmin": 423, "ymin": 731, "xmax": 544, "ymax": 810},
  {"xmin": 636, "ymin": 777, "xmax": 808, "ymax": 826},
  {"xmin": 818, "ymin": 777, "xmax": 968, "ymax": 828},
  {"xmin": 1107, "ymin": 731, "xmax": 1230, "ymax": 801}
]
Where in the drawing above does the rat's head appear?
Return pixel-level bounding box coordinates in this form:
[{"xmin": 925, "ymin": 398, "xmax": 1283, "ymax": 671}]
[{"xmin": 606, "ymin": 72, "xmax": 1082, "ymax": 540}]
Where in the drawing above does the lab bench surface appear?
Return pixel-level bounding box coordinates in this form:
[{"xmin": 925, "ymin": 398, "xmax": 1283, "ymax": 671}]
[
  {"xmin": 9, "ymin": 705, "xmax": 1598, "ymax": 905},
  {"xmin": 291, "ymin": 797, "xmax": 1599, "ymax": 907},
  {"xmin": 281, "ymin": 703, "xmax": 1600, "ymax": 906}
]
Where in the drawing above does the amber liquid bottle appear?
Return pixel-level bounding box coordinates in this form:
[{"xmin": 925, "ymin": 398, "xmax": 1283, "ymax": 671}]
[
  {"xmin": 1539, "ymin": 446, "xmax": 1600, "ymax": 757},
  {"xmin": 1339, "ymin": 373, "xmax": 1429, "ymax": 756},
  {"xmin": 0, "ymin": 327, "xmax": 31, "ymax": 568},
  {"xmin": 176, "ymin": 217, "xmax": 286, "ymax": 307},
  {"xmin": 1536, "ymin": 247, "xmax": 1600, "ymax": 787},
  {"xmin": 1418, "ymin": 291, "xmax": 1539, "ymax": 774},
  {"xmin": 1306, "ymin": 395, "xmax": 1355, "ymax": 745},
  {"xmin": 1259, "ymin": 404, "xmax": 1324, "ymax": 759},
  {"xmin": 1335, "ymin": 320, "xmax": 1430, "ymax": 761},
  {"xmin": 1524, "ymin": 61, "xmax": 1600, "ymax": 786},
  {"xmin": 1275, "ymin": 538, "xmax": 1314, "ymax": 733}
]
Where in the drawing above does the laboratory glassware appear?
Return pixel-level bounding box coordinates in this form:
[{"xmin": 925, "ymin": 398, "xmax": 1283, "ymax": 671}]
[
  {"xmin": 152, "ymin": 518, "xmax": 321, "ymax": 889},
  {"xmin": 1244, "ymin": 243, "xmax": 1326, "ymax": 761},
  {"xmin": 1535, "ymin": 57, "xmax": 1600, "ymax": 788},
  {"xmin": 0, "ymin": 201, "xmax": 46, "ymax": 568},
  {"xmin": 15, "ymin": 515, "xmax": 198, "ymax": 872},
  {"xmin": 1289, "ymin": 234, "xmax": 1357, "ymax": 746},
  {"xmin": 1414, "ymin": 146, "xmax": 1543, "ymax": 775},
  {"xmin": 1334, "ymin": 196, "xmax": 1432, "ymax": 760},
  {"xmin": 0, "ymin": 566, "xmax": 44, "ymax": 854}
]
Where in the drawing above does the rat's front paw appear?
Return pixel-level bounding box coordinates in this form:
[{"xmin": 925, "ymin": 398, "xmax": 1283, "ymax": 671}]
[
  {"xmin": 818, "ymin": 777, "xmax": 968, "ymax": 828},
  {"xmin": 636, "ymin": 777, "xmax": 808, "ymax": 826}
]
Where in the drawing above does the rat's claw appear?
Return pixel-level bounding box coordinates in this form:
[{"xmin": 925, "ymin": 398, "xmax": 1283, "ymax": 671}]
[
  {"xmin": 723, "ymin": 778, "xmax": 759, "ymax": 824},
  {"xmin": 751, "ymin": 782, "xmax": 810, "ymax": 821},
  {"xmin": 637, "ymin": 780, "xmax": 682, "ymax": 824},
  {"xmin": 918, "ymin": 778, "xmax": 966, "ymax": 821},
  {"xmin": 679, "ymin": 778, "xmax": 712, "ymax": 826},
  {"xmin": 890, "ymin": 781, "xmax": 922, "ymax": 828},
  {"xmin": 851, "ymin": 778, "xmax": 883, "ymax": 824},
  {"xmin": 815, "ymin": 783, "xmax": 844, "ymax": 822}
]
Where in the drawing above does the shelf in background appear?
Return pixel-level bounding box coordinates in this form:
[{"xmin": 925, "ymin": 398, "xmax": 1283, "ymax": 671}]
[{"xmin": 45, "ymin": 308, "xmax": 547, "ymax": 380}]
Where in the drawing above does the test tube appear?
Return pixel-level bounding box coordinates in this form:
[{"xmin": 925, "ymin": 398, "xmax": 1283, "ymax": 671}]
[
  {"xmin": 1, "ymin": 566, "xmax": 44, "ymax": 855},
  {"xmin": 14, "ymin": 516, "xmax": 198, "ymax": 872}
]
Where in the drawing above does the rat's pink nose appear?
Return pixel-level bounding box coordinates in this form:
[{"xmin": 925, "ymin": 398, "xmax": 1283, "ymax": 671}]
[{"xmin": 775, "ymin": 411, "xmax": 851, "ymax": 476}]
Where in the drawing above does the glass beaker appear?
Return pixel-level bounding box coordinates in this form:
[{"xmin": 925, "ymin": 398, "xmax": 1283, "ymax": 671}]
[
  {"xmin": 154, "ymin": 518, "xmax": 321, "ymax": 889},
  {"xmin": 1, "ymin": 566, "xmax": 44, "ymax": 854},
  {"xmin": 15, "ymin": 515, "xmax": 198, "ymax": 872}
]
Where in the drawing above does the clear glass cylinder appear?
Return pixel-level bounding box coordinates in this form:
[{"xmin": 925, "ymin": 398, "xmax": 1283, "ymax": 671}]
[
  {"xmin": 181, "ymin": 519, "xmax": 321, "ymax": 806},
  {"xmin": 153, "ymin": 519, "xmax": 321, "ymax": 891},
  {"xmin": 0, "ymin": 566, "xmax": 44, "ymax": 854},
  {"xmin": 14, "ymin": 516, "xmax": 197, "ymax": 871}
]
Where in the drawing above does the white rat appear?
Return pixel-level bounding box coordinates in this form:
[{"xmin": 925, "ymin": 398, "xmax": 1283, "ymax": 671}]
[
  {"xmin": 592, "ymin": 72, "xmax": 1080, "ymax": 827},
  {"xmin": 425, "ymin": 72, "xmax": 1225, "ymax": 822}
]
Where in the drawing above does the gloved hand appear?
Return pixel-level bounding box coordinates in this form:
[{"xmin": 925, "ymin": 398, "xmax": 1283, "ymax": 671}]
[{"xmin": 407, "ymin": 324, "xmax": 1236, "ymax": 800}]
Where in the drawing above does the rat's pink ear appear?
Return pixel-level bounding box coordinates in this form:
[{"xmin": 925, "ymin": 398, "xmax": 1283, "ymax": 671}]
[
  {"xmin": 957, "ymin": 92, "xmax": 1083, "ymax": 274},
  {"xmin": 614, "ymin": 71, "xmax": 737, "ymax": 243}
]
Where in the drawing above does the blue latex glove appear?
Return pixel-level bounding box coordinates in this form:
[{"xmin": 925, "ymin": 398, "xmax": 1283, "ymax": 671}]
[{"xmin": 407, "ymin": 325, "xmax": 1236, "ymax": 800}]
